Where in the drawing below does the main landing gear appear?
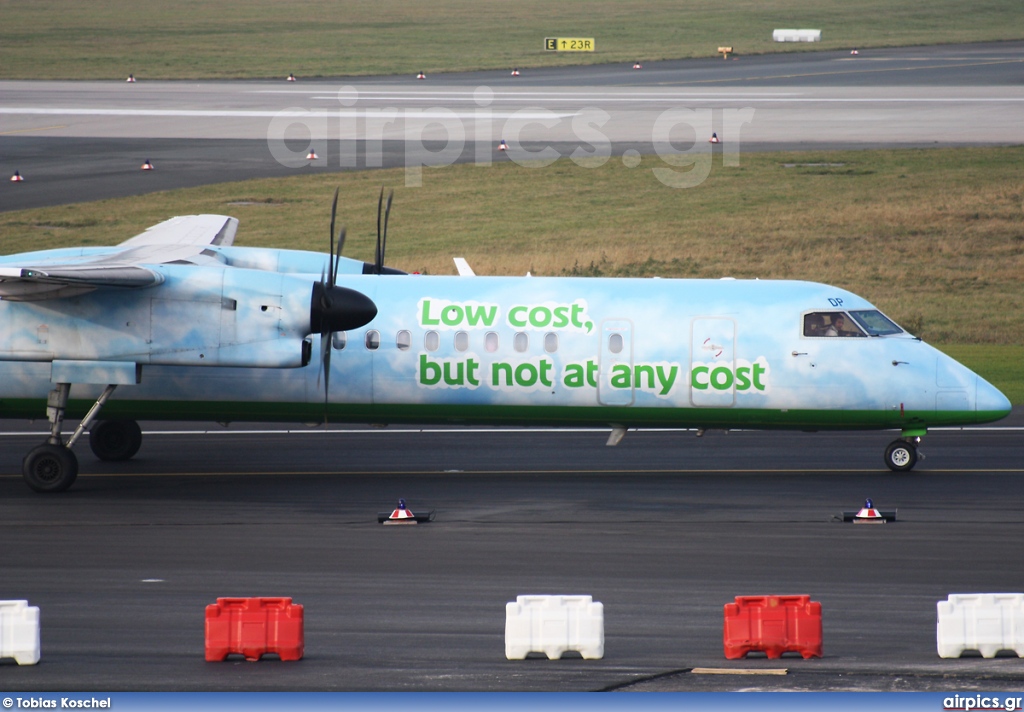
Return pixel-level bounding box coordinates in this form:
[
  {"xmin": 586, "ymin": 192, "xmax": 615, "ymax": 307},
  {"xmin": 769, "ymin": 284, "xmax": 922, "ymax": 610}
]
[
  {"xmin": 884, "ymin": 436, "xmax": 922, "ymax": 472},
  {"xmin": 88, "ymin": 419, "xmax": 143, "ymax": 461},
  {"xmin": 21, "ymin": 383, "xmax": 142, "ymax": 493}
]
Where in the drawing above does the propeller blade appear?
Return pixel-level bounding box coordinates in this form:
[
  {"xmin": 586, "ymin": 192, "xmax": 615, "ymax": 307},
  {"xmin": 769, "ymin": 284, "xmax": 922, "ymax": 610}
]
[
  {"xmin": 381, "ymin": 189, "xmax": 393, "ymax": 274},
  {"xmin": 375, "ymin": 186, "xmax": 384, "ymax": 274},
  {"xmin": 322, "ymin": 335, "xmax": 331, "ymax": 407},
  {"xmin": 317, "ymin": 331, "xmax": 329, "ymax": 385},
  {"xmin": 319, "ymin": 188, "xmax": 347, "ymax": 425},
  {"xmin": 314, "ymin": 331, "xmax": 332, "ymax": 427},
  {"xmin": 328, "ymin": 188, "xmax": 339, "ymax": 287},
  {"xmin": 333, "ymin": 227, "xmax": 345, "ymax": 286}
]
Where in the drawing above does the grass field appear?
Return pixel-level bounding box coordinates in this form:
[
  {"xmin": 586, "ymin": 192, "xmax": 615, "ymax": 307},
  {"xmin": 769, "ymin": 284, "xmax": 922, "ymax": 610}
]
[
  {"xmin": 1, "ymin": 145, "xmax": 1021, "ymax": 400},
  {"xmin": 1, "ymin": 0, "xmax": 1022, "ymax": 80}
]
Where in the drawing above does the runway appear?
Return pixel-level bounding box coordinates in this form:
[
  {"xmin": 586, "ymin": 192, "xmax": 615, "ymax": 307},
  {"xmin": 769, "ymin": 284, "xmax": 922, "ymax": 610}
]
[
  {"xmin": 3, "ymin": 41, "xmax": 1023, "ymax": 212},
  {"xmin": 1, "ymin": 43, "xmax": 1023, "ymax": 691},
  {"xmin": 1, "ymin": 416, "xmax": 1023, "ymax": 691}
]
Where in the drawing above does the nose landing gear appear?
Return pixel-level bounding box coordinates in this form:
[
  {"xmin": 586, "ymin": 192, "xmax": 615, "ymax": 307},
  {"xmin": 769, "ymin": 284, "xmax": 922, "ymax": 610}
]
[{"xmin": 884, "ymin": 436, "xmax": 923, "ymax": 472}]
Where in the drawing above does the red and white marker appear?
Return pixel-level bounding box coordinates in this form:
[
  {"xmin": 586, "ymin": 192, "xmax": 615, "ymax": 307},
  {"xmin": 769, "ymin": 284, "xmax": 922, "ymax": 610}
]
[
  {"xmin": 378, "ymin": 498, "xmax": 435, "ymax": 524},
  {"xmin": 389, "ymin": 500, "xmax": 416, "ymax": 521},
  {"xmin": 709, "ymin": 132, "xmax": 720, "ymax": 143},
  {"xmin": 126, "ymin": 74, "xmax": 136, "ymax": 83},
  {"xmin": 417, "ymin": 71, "xmax": 426, "ymax": 80},
  {"xmin": 498, "ymin": 139, "xmax": 508, "ymax": 151},
  {"xmin": 10, "ymin": 170, "xmax": 24, "ymax": 182},
  {"xmin": 287, "ymin": 73, "xmax": 297, "ymax": 82},
  {"xmin": 853, "ymin": 498, "xmax": 884, "ymax": 523},
  {"xmin": 850, "ymin": 49, "xmax": 859, "ymax": 56},
  {"xmin": 511, "ymin": 68, "xmax": 520, "ymax": 76},
  {"xmin": 141, "ymin": 159, "xmax": 154, "ymax": 171},
  {"xmin": 633, "ymin": 62, "xmax": 643, "ymax": 70},
  {"xmin": 306, "ymin": 149, "xmax": 318, "ymax": 160}
]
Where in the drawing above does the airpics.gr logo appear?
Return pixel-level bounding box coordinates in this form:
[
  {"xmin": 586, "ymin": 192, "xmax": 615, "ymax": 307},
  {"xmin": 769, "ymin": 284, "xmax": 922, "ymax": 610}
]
[{"xmin": 943, "ymin": 695, "xmax": 1023, "ymax": 711}]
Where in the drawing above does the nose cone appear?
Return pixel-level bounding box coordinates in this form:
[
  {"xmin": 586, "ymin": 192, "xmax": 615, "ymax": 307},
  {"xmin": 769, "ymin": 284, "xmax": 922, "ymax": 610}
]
[{"xmin": 976, "ymin": 376, "xmax": 1012, "ymax": 423}]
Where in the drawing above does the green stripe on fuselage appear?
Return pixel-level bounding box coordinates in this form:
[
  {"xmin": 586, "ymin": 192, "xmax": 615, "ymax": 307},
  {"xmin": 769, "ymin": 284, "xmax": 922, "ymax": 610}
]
[{"xmin": 0, "ymin": 398, "xmax": 1000, "ymax": 430}]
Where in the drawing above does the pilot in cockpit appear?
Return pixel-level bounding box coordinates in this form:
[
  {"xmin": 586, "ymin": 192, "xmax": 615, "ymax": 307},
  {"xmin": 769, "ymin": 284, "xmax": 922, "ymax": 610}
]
[{"xmin": 825, "ymin": 314, "xmax": 845, "ymax": 336}]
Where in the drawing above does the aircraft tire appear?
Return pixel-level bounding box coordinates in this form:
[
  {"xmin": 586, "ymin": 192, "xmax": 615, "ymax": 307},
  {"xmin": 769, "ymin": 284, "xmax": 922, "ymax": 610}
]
[
  {"xmin": 23, "ymin": 443, "xmax": 79, "ymax": 493},
  {"xmin": 884, "ymin": 440, "xmax": 917, "ymax": 472},
  {"xmin": 89, "ymin": 419, "xmax": 143, "ymax": 461}
]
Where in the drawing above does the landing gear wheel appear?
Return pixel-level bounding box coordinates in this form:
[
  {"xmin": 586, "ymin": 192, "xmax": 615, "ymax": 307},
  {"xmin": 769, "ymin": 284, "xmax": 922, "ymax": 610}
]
[
  {"xmin": 23, "ymin": 444, "xmax": 79, "ymax": 493},
  {"xmin": 884, "ymin": 440, "xmax": 918, "ymax": 472},
  {"xmin": 89, "ymin": 419, "xmax": 142, "ymax": 461}
]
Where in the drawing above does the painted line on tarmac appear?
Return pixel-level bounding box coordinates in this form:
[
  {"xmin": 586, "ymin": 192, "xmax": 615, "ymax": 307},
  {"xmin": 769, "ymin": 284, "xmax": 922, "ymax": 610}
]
[
  {"xmin": 3, "ymin": 467, "xmax": 1024, "ymax": 479},
  {"xmin": 658, "ymin": 58, "xmax": 1024, "ymax": 85},
  {"xmin": 255, "ymin": 89, "xmax": 802, "ymax": 96},
  {"xmin": 306, "ymin": 95, "xmax": 1024, "ymax": 104},
  {"xmin": 0, "ymin": 108, "xmax": 576, "ymax": 119},
  {"xmin": 1, "ymin": 425, "xmax": 1021, "ymax": 437},
  {"xmin": 0, "ymin": 124, "xmax": 67, "ymax": 135}
]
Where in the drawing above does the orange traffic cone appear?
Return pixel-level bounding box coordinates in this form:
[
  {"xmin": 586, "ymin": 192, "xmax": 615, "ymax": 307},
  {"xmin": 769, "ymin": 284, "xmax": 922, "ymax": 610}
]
[
  {"xmin": 709, "ymin": 132, "xmax": 720, "ymax": 144},
  {"xmin": 10, "ymin": 170, "xmax": 24, "ymax": 182},
  {"xmin": 141, "ymin": 159, "xmax": 154, "ymax": 171}
]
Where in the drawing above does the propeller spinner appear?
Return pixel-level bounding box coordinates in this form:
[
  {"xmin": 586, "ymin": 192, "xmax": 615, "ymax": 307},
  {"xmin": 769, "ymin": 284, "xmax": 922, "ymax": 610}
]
[{"xmin": 310, "ymin": 280, "xmax": 376, "ymax": 333}]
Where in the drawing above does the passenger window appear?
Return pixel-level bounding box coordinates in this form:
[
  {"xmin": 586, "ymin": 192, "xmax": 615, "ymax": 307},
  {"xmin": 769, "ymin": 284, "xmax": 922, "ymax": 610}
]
[
  {"xmin": 514, "ymin": 332, "xmax": 529, "ymax": 353},
  {"xmin": 608, "ymin": 333, "xmax": 623, "ymax": 354},
  {"xmin": 424, "ymin": 330, "xmax": 439, "ymax": 352},
  {"xmin": 331, "ymin": 331, "xmax": 347, "ymax": 350},
  {"xmin": 484, "ymin": 331, "xmax": 499, "ymax": 353},
  {"xmin": 454, "ymin": 331, "xmax": 469, "ymax": 352},
  {"xmin": 365, "ymin": 330, "xmax": 380, "ymax": 350},
  {"xmin": 544, "ymin": 332, "xmax": 558, "ymax": 353}
]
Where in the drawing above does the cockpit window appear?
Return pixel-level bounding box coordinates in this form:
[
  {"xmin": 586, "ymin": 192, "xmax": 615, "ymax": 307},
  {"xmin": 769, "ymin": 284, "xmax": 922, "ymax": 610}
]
[
  {"xmin": 803, "ymin": 311, "xmax": 865, "ymax": 338},
  {"xmin": 848, "ymin": 310, "xmax": 904, "ymax": 336}
]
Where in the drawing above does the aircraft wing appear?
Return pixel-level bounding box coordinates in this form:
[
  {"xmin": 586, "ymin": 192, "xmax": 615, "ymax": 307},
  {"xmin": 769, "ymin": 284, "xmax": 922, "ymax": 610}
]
[{"xmin": 0, "ymin": 215, "xmax": 238, "ymax": 301}]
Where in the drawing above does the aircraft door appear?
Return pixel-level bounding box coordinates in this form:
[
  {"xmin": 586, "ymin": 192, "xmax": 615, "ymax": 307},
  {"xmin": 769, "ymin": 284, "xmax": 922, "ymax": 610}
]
[
  {"xmin": 598, "ymin": 319, "xmax": 634, "ymax": 406},
  {"xmin": 690, "ymin": 317, "xmax": 736, "ymax": 407}
]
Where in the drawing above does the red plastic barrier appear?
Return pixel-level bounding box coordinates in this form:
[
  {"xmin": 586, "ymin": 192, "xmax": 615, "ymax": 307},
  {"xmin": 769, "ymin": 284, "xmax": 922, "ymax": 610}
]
[
  {"xmin": 205, "ymin": 597, "xmax": 304, "ymax": 662},
  {"xmin": 723, "ymin": 595, "xmax": 822, "ymax": 659}
]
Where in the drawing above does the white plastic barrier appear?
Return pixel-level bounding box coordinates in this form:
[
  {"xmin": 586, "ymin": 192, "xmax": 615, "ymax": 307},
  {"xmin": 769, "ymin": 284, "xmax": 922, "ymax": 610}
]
[
  {"xmin": 772, "ymin": 29, "xmax": 822, "ymax": 42},
  {"xmin": 0, "ymin": 600, "xmax": 40, "ymax": 665},
  {"xmin": 937, "ymin": 593, "xmax": 1024, "ymax": 658},
  {"xmin": 505, "ymin": 595, "xmax": 604, "ymax": 660}
]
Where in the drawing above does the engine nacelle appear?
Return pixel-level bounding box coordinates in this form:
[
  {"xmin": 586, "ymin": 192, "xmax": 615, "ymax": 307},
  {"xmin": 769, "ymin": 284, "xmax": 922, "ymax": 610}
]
[{"xmin": 0, "ymin": 264, "xmax": 375, "ymax": 369}]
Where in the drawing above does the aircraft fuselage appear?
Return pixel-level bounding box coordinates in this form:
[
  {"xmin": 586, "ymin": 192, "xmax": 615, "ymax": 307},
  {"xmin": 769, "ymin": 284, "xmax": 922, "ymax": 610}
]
[{"xmin": 0, "ymin": 251, "xmax": 1010, "ymax": 432}]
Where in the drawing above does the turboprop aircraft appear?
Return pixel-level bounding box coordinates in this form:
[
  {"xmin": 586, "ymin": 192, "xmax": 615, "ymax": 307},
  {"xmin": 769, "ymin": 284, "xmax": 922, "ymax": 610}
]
[{"xmin": 0, "ymin": 191, "xmax": 1012, "ymax": 492}]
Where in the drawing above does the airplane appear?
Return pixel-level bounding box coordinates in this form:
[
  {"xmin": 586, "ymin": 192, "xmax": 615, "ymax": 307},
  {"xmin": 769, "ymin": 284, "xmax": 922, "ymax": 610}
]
[{"xmin": 0, "ymin": 191, "xmax": 1012, "ymax": 492}]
